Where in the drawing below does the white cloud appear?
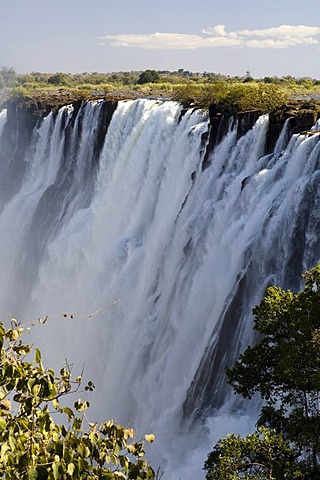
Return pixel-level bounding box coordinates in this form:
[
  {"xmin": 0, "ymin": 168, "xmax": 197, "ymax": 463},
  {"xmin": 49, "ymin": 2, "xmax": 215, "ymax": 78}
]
[
  {"xmin": 236, "ymin": 25, "xmax": 320, "ymax": 38},
  {"xmin": 99, "ymin": 32, "xmax": 241, "ymax": 50},
  {"xmin": 202, "ymin": 24, "xmax": 227, "ymax": 37},
  {"xmin": 98, "ymin": 24, "xmax": 320, "ymax": 50},
  {"xmin": 246, "ymin": 37, "xmax": 319, "ymax": 49}
]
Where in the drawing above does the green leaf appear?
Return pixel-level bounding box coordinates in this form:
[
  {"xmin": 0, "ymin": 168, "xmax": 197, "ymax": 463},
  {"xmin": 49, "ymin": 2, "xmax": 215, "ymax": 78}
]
[
  {"xmin": 0, "ymin": 442, "xmax": 9, "ymax": 462},
  {"xmin": 74, "ymin": 399, "xmax": 89, "ymax": 412},
  {"xmin": 114, "ymin": 472, "xmax": 126, "ymax": 479},
  {"xmin": 144, "ymin": 434, "xmax": 155, "ymax": 443},
  {"xmin": 27, "ymin": 378, "xmax": 36, "ymax": 391},
  {"xmin": 28, "ymin": 468, "xmax": 38, "ymax": 480},
  {"xmin": 35, "ymin": 347, "xmax": 42, "ymax": 364},
  {"xmin": 32, "ymin": 384, "xmax": 41, "ymax": 396},
  {"xmin": 11, "ymin": 329, "xmax": 19, "ymax": 341},
  {"xmin": 67, "ymin": 463, "xmax": 75, "ymax": 476},
  {"xmin": 127, "ymin": 444, "xmax": 136, "ymax": 454},
  {"xmin": 63, "ymin": 406, "xmax": 74, "ymax": 420},
  {"xmin": 0, "ymin": 323, "xmax": 5, "ymax": 337},
  {"xmin": 72, "ymin": 417, "xmax": 82, "ymax": 430},
  {"xmin": 0, "ymin": 416, "xmax": 6, "ymax": 431},
  {"xmin": 52, "ymin": 462, "xmax": 60, "ymax": 480}
]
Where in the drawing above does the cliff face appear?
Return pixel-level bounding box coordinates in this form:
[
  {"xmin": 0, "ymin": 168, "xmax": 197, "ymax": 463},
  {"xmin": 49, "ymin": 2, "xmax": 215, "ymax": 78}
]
[
  {"xmin": 203, "ymin": 101, "xmax": 320, "ymax": 161},
  {"xmin": 1, "ymin": 97, "xmax": 319, "ymax": 186},
  {"xmin": 267, "ymin": 102, "xmax": 320, "ymax": 153},
  {"xmin": 0, "ymin": 101, "xmax": 43, "ymax": 205},
  {"xmin": 0, "ymin": 99, "xmax": 118, "ymax": 206}
]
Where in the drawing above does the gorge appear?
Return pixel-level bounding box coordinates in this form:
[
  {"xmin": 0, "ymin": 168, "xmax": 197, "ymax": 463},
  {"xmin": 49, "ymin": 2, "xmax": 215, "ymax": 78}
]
[{"xmin": 0, "ymin": 97, "xmax": 319, "ymax": 478}]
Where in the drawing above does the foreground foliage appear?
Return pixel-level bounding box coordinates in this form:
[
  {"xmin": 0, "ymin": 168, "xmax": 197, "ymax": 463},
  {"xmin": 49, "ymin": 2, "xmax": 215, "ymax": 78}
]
[{"xmin": 0, "ymin": 320, "xmax": 154, "ymax": 479}]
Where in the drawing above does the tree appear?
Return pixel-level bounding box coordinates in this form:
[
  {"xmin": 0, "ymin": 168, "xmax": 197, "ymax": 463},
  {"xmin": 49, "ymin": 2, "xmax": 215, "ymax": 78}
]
[
  {"xmin": 48, "ymin": 73, "xmax": 72, "ymax": 86},
  {"xmin": 137, "ymin": 70, "xmax": 160, "ymax": 85},
  {"xmin": 0, "ymin": 67, "xmax": 17, "ymax": 88},
  {"xmin": 0, "ymin": 319, "xmax": 155, "ymax": 479},
  {"xmin": 227, "ymin": 264, "xmax": 320, "ymax": 476},
  {"xmin": 204, "ymin": 426, "xmax": 302, "ymax": 480},
  {"xmin": 243, "ymin": 71, "xmax": 254, "ymax": 83}
]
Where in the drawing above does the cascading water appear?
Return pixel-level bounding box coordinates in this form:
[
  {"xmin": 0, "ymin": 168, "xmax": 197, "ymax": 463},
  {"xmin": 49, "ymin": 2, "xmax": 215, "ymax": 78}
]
[
  {"xmin": 0, "ymin": 109, "xmax": 7, "ymax": 137},
  {"xmin": 0, "ymin": 98, "xmax": 319, "ymax": 478}
]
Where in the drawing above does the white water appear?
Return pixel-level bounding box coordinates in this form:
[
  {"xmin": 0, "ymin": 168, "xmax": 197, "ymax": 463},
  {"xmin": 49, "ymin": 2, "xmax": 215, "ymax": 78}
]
[
  {"xmin": 0, "ymin": 109, "xmax": 7, "ymax": 138},
  {"xmin": 0, "ymin": 101, "xmax": 319, "ymax": 477}
]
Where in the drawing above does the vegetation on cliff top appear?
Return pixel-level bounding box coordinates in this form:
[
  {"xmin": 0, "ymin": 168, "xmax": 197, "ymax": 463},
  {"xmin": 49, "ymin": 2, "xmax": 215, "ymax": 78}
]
[{"xmin": 1, "ymin": 66, "xmax": 320, "ymax": 114}]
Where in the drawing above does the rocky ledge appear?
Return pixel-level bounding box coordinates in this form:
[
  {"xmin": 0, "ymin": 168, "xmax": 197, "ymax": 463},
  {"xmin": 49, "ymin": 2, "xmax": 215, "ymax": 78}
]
[
  {"xmin": 1, "ymin": 94, "xmax": 319, "ymax": 167},
  {"xmin": 205, "ymin": 99, "xmax": 320, "ymax": 157}
]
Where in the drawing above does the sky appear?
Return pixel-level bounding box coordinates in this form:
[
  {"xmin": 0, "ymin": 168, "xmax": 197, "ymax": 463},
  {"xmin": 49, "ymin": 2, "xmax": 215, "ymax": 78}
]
[{"xmin": 0, "ymin": 0, "xmax": 319, "ymax": 78}]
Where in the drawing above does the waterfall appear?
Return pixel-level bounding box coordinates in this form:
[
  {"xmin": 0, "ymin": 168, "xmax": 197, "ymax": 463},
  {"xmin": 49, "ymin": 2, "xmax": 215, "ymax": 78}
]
[
  {"xmin": 0, "ymin": 109, "xmax": 7, "ymax": 138},
  {"xmin": 0, "ymin": 99, "xmax": 319, "ymax": 478}
]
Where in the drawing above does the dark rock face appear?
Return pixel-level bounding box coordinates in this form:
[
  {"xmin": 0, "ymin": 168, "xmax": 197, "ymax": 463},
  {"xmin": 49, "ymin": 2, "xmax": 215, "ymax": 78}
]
[
  {"xmin": 204, "ymin": 101, "xmax": 320, "ymax": 161},
  {"xmin": 267, "ymin": 103, "xmax": 320, "ymax": 154},
  {"xmin": 236, "ymin": 111, "xmax": 261, "ymax": 141},
  {"xmin": 203, "ymin": 106, "xmax": 261, "ymax": 169},
  {"xmin": 0, "ymin": 99, "xmax": 118, "ymax": 211},
  {"xmin": 96, "ymin": 100, "xmax": 118, "ymax": 158},
  {"xmin": 202, "ymin": 107, "xmax": 232, "ymax": 169},
  {"xmin": 0, "ymin": 101, "xmax": 42, "ymax": 207},
  {"xmin": 266, "ymin": 111, "xmax": 287, "ymax": 154}
]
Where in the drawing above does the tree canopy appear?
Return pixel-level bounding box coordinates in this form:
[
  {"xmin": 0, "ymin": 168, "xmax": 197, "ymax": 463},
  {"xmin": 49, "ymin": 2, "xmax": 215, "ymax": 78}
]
[
  {"xmin": 204, "ymin": 426, "xmax": 302, "ymax": 480},
  {"xmin": 137, "ymin": 70, "xmax": 160, "ymax": 85}
]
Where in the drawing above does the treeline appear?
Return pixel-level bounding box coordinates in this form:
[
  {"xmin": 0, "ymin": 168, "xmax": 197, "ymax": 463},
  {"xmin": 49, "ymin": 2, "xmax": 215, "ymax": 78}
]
[
  {"xmin": 1, "ymin": 66, "xmax": 320, "ymax": 112},
  {"xmin": 1, "ymin": 66, "xmax": 320, "ymax": 115},
  {"xmin": 1, "ymin": 66, "xmax": 320, "ymax": 90}
]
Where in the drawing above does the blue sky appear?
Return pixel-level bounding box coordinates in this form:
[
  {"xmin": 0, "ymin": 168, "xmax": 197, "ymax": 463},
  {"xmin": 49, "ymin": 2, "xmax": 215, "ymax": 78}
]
[{"xmin": 1, "ymin": 0, "xmax": 319, "ymax": 77}]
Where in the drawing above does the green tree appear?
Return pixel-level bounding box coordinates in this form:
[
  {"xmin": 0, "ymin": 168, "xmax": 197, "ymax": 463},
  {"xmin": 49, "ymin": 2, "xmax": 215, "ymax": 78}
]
[
  {"xmin": 204, "ymin": 426, "xmax": 302, "ymax": 480},
  {"xmin": 227, "ymin": 264, "xmax": 320, "ymax": 476},
  {"xmin": 0, "ymin": 319, "xmax": 154, "ymax": 479},
  {"xmin": 137, "ymin": 70, "xmax": 160, "ymax": 85},
  {"xmin": 0, "ymin": 67, "xmax": 17, "ymax": 89},
  {"xmin": 48, "ymin": 73, "xmax": 72, "ymax": 86},
  {"xmin": 243, "ymin": 71, "xmax": 254, "ymax": 83}
]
